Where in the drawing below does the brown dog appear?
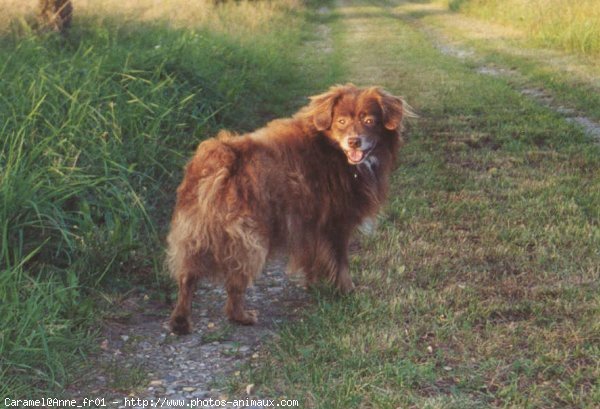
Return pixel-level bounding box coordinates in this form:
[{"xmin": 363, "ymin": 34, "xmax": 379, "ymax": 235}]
[{"xmin": 167, "ymin": 84, "xmax": 410, "ymax": 334}]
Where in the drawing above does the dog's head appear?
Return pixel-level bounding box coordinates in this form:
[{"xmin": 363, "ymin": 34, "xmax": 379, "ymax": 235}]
[{"xmin": 305, "ymin": 84, "xmax": 409, "ymax": 165}]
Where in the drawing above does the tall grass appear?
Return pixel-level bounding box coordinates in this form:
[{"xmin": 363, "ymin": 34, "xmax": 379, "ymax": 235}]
[
  {"xmin": 0, "ymin": 0, "xmax": 308, "ymax": 397},
  {"xmin": 447, "ymin": 0, "xmax": 600, "ymax": 56}
]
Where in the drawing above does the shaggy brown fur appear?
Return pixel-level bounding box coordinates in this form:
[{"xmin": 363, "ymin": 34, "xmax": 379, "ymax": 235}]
[
  {"xmin": 38, "ymin": 0, "xmax": 73, "ymax": 33},
  {"xmin": 168, "ymin": 84, "xmax": 410, "ymax": 334}
]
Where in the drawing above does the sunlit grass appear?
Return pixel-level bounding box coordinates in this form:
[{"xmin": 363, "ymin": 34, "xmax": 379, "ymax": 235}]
[
  {"xmin": 447, "ymin": 0, "xmax": 600, "ymax": 56},
  {"xmin": 0, "ymin": 0, "xmax": 302, "ymax": 34}
]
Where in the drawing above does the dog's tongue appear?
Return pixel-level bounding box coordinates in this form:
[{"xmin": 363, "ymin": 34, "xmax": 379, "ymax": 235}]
[{"xmin": 347, "ymin": 149, "xmax": 364, "ymax": 164}]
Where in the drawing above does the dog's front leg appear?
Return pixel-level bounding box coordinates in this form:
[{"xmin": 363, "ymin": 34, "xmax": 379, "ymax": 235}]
[
  {"xmin": 302, "ymin": 234, "xmax": 356, "ymax": 293},
  {"xmin": 170, "ymin": 273, "xmax": 198, "ymax": 335},
  {"xmin": 328, "ymin": 233, "xmax": 355, "ymax": 294},
  {"xmin": 334, "ymin": 248, "xmax": 355, "ymax": 294}
]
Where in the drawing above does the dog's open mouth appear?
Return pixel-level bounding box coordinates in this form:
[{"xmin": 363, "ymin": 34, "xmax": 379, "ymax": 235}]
[{"xmin": 344, "ymin": 148, "xmax": 372, "ymax": 165}]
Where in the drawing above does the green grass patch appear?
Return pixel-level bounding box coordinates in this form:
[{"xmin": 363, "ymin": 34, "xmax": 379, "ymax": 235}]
[{"xmin": 0, "ymin": 0, "xmax": 319, "ymax": 398}]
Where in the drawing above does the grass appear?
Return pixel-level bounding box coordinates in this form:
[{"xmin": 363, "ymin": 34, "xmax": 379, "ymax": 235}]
[
  {"xmin": 446, "ymin": 0, "xmax": 600, "ymax": 56},
  {"xmin": 105, "ymin": 362, "xmax": 147, "ymax": 392},
  {"xmin": 0, "ymin": 0, "xmax": 319, "ymax": 399},
  {"xmin": 396, "ymin": 1, "xmax": 600, "ymax": 124},
  {"xmin": 231, "ymin": 1, "xmax": 600, "ymax": 407},
  {"xmin": 202, "ymin": 323, "xmax": 235, "ymax": 345}
]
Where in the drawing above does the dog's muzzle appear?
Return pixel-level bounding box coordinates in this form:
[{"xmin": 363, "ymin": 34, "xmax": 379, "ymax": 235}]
[{"xmin": 343, "ymin": 136, "xmax": 375, "ymax": 165}]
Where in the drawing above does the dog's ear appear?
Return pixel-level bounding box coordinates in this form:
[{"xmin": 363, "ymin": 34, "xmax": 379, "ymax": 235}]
[
  {"xmin": 372, "ymin": 88, "xmax": 414, "ymax": 131},
  {"xmin": 306, "ymin": 84, "xmax": 355, "ymax": 131}
]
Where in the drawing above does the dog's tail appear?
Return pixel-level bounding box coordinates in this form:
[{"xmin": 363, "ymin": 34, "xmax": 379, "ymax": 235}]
[{"xmin": 166, "ymin": 136, "xmax": 239, "ymax": 278}]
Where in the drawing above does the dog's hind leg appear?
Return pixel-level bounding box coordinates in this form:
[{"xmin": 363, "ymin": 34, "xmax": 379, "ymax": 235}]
[
  {"xmin": 170, "ymin": 267, "xmax": 198, "ymax": 335},
  {"xmin": 167, "ymin": 216, "xmax": 208, "ymax": 335},
  {"xmin": 224, "ymin": 250, "xmax": 268, "ymax": 325},
  {"xmin": 225, "ymin": 273, "xmax": 259, "ymax": 325},
  {"xmin": 222, "ymin": 220, "xmax": 268, "ymax": 325}
]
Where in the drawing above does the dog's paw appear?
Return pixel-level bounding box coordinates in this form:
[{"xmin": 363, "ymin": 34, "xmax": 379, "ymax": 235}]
[
  {"xmin": 229, "ymin": 309, "xmax": 259, "ymax": 325},
  {"xmin": 336, "ymin": 276, "xmax": 356, "ymax": 295},
  {"xmin": 170, "ymin": 315, "xmax": 192, "ymax": 335}
]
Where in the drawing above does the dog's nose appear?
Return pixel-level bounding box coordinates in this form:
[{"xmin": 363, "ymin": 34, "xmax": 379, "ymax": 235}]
[{"xmin": 348, "ymin": 137, "xmax": 362, "ymax": 149}]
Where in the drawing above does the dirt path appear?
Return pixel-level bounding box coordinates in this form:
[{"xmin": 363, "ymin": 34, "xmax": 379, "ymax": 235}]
[{"xmin": 70, "ymin": 258, "xmax": 308, "ymax": 408}]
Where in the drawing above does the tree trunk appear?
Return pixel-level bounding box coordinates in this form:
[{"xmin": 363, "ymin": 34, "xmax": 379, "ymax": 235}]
[{"xmin": 38, "ymin": 0, "xmax": 73, "ymax": 33}]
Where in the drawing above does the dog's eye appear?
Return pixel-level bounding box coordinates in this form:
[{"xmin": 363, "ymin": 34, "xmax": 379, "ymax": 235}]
[
  {"xmin": 364, "ymin": 118, "xmax": 374, "ymax": 125},
  {"xmin": 338, "ymin": 118, "xmax": 346, "ymax": 125}
]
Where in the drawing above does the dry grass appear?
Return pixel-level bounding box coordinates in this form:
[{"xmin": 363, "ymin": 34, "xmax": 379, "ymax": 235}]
[
  {"xmin": 0, "ymin": 0, "xmax": 301, "ymax": 37},
  {"xmin": 0, "ymin": 0, "xmax": 36, "ymax": 31},
  {"xmin": 447, "ymin": 0, "xmax": 600, "ymax": 56}
]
